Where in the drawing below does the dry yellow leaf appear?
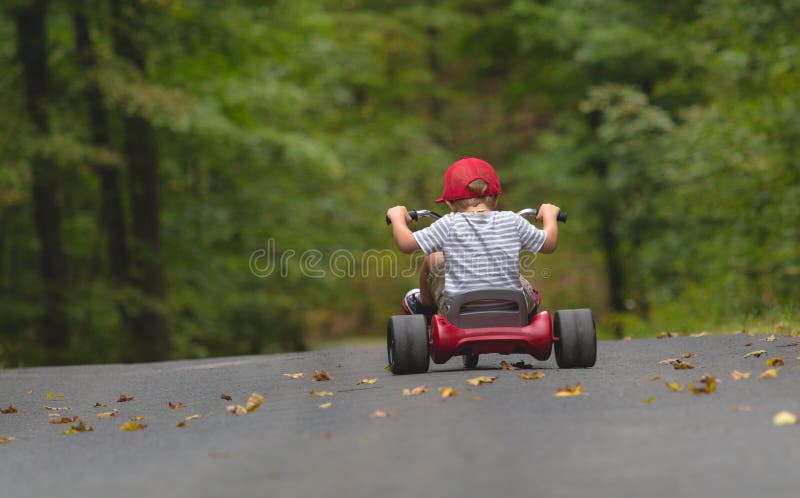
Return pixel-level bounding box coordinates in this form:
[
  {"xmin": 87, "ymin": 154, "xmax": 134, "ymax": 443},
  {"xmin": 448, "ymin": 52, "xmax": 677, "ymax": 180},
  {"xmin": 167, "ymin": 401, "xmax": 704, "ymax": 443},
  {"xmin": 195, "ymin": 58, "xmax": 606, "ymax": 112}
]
[
  {"xmin": 174, "ymin": 421, "xmax": 190, "ymax": 428},
  {"xmin": 743, "ymin": 350, "xmax": 767, "ymax": 358},
  {"xmin": 773, "ymin": 411, "xmax": 797, "ymax": 426},
  {"xmin": 665, "ymin": 382, "xmax": 684, "ymax": 392},
  {"xmin": 466, "ymin": 376, "xmax": 497, "ymax": 386},
  {"xmin": 310, "ymin": 390, "xmax": 334, "ymax": 397},
  {"xmin": 758, "ymin": 368, "xmax": 779, "ymax": 380},
  {"xmin": 384, "ymin": 365, "xmax": 391, "ymax": 372},
  {"xmin": 642, "ymin": 396, "xmax": 656, "ymax": 404},
  {"xmin": 168, "ymin": 401, "xmax": 185, "ymax": 409},
  {"xmin": 657, "ymin": 332, "xmax": 683, "ymax": 339},
  {"xmin": 689, "ymin": 332, "xmax": 709, "ymax": 337},
  {"xmin": 765, "ymin": 358, "xmax": 784, "ymax": 367},
  {"xmin": 682, "ymin": 353, "xmax": 697, "ymax": 359},
  {"xmin": 657, "ymin": 358, "xmax": 678, "ymax": 365},
  {"xmin": 402, "ymin": 385, "xmax": 428, "ymax": 396},
  {"xmin": 311, "ymin": 370, "xmax": 333, "ymax": 381},
  {"xmin": 96, "ymin": 409, "xmax": 118, "ymax": 418},
  {"xmin": 245, "ymin": 393, "xmax": 265, "ymax": 413},
  {"xmin": 357, "ymin": 378, "xmax": 378, "ymax": 385},
  {"xmin": 226, "ymin": 405, "xmax": 247, "ymax": 415},
  {"xmin": 283, "ymin": 372, "xmax": 304, "ymax": 379},
  {"xmin": 438, "ymin": 387, "xmax": 459, "ymax": 398},
  {"xmin": 648, "ymin": 375, "xmax": 662, "ymax": 381},
  {"xmin": 119, "ymin": 421, "xmax": 147, "ymax": 431},
  {"xmin": 688, "ymin": 375, "xmax": 717, "ymax": 394},
  {"xmin": 185, "ymin": 414, "xmax": 202, "ymax": 421},
  {"xmin": 0, "ymin": 436, "xmax": 15, "ymax": 444},
  {"xmin": 554, "ymin": 384, "xmax": 585, "ymax": 397},
  {"xmin": 671, "ymin": 359, "xmax": 695, "ymax": 370},
  {"xmin": 49, "ymin": 416, "xmax": 78, "ymax": 425},
  {"xmin": 763, "ymin": 334, "xmax": 776, "ymax": 342},
  {"xmin": 117, "ymin": 394, "xmax": 135, "ymax": 403},
  {"xmin": 371, "ymin": 409, "xmax": 390, "ymax": 418},
  {"xmin": 1, "ymin": 405, "xmax": 18, "ymax": 414},
  {"xmin": 318, "ymin": 402, "xmax": 332, "ymax": 409},
  {"xmin": 519, "ymin": 371, "xmax": 545, "ymax": 381},
  {"xmin": 730, "ymin": 370, "xmax": 751, "ymax": 381},
  {"xmin": 500, "ymin": 360, "xmax": 518, "ymax": 371},
  {"xmin": 129, "ymin": 415, "xmax": 144, "ymax": 422},
  {"xmin": 61, "ymin": 419, "xmax": 93, "ymax": 436}
]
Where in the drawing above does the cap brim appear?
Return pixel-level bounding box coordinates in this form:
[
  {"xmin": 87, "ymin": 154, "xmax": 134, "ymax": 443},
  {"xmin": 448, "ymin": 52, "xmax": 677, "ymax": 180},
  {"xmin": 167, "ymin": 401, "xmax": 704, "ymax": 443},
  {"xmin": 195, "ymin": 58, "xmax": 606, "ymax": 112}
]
[{"xmin": 434, "ymin": 197, "xmax": 446, "ymax": 203}]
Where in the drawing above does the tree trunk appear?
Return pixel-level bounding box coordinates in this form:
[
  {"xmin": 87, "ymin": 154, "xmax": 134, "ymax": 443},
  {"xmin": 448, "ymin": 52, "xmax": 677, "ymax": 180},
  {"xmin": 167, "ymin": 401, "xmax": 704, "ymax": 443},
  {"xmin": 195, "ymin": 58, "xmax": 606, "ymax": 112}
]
[
  {"xmin": 14, "ymin": 0, "xmax": 70, "ymax": 361},
  {"xmin": 110, "ymin": 0, "xmax": 170, "ymax": 361},
  {"xmin": 73, "ymin": 12, "xmax": 131, "ymax": 283}
]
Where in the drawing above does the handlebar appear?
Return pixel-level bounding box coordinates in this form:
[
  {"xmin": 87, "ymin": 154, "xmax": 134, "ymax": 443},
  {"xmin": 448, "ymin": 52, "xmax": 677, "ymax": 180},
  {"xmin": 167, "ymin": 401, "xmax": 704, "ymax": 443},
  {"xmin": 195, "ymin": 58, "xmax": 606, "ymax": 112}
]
[{"xmin": 386, "ymin": 208, "xmax": 566, "ymax": 225}]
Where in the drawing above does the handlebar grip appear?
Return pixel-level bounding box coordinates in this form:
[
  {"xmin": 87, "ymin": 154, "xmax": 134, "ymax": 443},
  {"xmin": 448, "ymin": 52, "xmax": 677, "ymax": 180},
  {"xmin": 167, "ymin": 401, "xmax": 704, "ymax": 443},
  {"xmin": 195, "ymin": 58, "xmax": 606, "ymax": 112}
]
[
  {"xmin": 558, "ymin": 211, "xmax": 568, "ymax": 223},
  {"xmin": 386, "ymin": 210, "xmax": 419, "ymax": 225}
]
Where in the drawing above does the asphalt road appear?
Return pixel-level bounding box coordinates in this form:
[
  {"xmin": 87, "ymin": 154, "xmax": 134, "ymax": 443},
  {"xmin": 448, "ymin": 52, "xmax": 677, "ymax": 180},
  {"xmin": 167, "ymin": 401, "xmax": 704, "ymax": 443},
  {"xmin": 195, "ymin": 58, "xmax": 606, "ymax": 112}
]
[{"xmin": 1, "ymin": 333, "xmax": 799, "ymax": 498}]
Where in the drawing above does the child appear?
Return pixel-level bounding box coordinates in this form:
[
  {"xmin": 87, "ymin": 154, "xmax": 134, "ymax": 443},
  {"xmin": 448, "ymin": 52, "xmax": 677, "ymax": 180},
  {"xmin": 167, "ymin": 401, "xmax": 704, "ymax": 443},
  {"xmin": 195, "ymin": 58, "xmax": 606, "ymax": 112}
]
[{"xmin": 386, "ymin": 157, "xmax": 561, "ymax": 322}]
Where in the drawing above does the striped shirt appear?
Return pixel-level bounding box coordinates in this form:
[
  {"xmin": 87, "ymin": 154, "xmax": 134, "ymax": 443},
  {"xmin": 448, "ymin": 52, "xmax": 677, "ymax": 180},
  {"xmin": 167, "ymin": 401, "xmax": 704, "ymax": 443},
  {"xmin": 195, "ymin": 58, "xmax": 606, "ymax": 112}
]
[{"xmin": 413, "ymin": 211, "xmax": 547, "ymax": 304}]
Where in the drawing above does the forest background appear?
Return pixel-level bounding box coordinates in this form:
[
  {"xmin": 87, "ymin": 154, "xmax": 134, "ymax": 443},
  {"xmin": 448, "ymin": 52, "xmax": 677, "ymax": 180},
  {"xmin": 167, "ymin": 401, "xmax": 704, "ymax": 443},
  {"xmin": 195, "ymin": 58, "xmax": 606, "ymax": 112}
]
[{"xmin": 1, "ymin": 0, "xmax": 798, "ymax": 366}]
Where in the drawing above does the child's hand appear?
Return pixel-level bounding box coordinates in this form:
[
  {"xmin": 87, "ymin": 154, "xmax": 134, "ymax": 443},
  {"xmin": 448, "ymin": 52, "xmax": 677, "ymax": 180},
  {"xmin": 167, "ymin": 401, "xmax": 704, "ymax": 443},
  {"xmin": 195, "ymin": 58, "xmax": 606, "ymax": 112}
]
[
  {"xmin": 536, "ymin": 203, "xmax": 561, "ymax": 222},
  {"xmin": 386, "ymin": 206, "xmax": 412, "ymax": 226}
]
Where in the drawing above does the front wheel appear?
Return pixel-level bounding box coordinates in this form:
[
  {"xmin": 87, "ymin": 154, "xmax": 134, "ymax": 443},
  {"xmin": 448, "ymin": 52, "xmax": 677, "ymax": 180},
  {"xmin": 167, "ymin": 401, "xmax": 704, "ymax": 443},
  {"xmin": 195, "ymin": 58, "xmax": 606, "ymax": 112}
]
[
  {"xmin": 462, "ymin": 353, "xmax": 479, "ymax": 369},
  {"xmin": 554, "ymin": 309, "xmax": 596, "ymax": 368},
  {"xmin": 387, "ymin": 315, "xmax": 429, "ymax": 374}
]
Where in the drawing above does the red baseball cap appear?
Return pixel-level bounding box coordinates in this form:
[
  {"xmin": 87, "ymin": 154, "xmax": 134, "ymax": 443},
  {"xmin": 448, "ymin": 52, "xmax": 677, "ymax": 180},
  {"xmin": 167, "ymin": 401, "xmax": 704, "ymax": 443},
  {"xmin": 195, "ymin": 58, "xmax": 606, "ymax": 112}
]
[{"xmin": 435, "ymin": 157, "xmax": 502, "ymax": 203}]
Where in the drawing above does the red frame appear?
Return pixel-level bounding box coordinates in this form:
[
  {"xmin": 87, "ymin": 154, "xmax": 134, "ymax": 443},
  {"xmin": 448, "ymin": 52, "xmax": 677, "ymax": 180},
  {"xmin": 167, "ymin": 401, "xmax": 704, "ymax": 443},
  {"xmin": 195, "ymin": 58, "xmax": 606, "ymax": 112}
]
[{"xmin": 429, "ymin": 311, "xmax": 555, "ymax": 364}]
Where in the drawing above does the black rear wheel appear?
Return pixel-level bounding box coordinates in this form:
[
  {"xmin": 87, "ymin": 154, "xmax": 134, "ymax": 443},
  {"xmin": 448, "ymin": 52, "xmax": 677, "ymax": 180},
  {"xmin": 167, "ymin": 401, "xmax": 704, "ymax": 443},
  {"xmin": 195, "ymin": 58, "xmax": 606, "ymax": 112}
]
[
  {"xmin": 387, "ymin": 315, "xmax": 429, "ymax": 374},
  {"xmin": 554, "ymin": 309, "xmax": 596, "ymax": 368}
]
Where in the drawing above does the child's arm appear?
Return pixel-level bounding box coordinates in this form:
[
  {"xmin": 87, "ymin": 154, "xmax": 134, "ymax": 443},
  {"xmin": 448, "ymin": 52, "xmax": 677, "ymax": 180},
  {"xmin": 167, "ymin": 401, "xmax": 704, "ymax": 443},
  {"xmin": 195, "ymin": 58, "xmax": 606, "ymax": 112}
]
[
  {"xmin": 536, "ymin": 203, "xmax": 560, "ymax": 253},
  {"xmin": 386, "ymin": 206, "xmax": 421, "ymax": 254}
]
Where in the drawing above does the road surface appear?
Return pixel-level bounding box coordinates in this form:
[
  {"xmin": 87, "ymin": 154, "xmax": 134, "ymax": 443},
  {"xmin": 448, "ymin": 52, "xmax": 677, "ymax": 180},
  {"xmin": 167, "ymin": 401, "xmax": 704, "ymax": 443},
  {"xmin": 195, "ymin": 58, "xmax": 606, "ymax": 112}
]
[{"xmin": 1, "ymin": 333, "xmax": 799, "ymax": 498}]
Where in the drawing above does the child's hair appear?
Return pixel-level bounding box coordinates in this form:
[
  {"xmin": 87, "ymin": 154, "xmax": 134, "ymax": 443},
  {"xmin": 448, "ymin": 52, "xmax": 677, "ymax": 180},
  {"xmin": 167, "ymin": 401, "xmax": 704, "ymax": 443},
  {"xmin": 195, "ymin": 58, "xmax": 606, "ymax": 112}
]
[{"xmin": 450, "ymin": 179, "xmax": 499, "ymax": 211}]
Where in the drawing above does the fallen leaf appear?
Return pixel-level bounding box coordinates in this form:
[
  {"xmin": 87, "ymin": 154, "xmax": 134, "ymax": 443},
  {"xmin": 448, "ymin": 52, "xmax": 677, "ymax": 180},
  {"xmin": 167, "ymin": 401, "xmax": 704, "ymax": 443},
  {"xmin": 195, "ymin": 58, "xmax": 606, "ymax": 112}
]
[
  {"xmin": 119, "ymin": 421, "xmax": 147, "ymax": 431},
  {"xmin": 357, "ymin": 378, "xmax": 378, "ymax": 385},
  {"xmin": 49, "ymin": 416, "xmax": 79, "ymax": 425},
  {"xmin": 1, "ymin": 405, "xmax": 18, "ymax": 414},
  {"xmin": 671, "ymin": 359, "xmax": 695, "ymax": 370},
  {"xmin": 642, "ymin": 396, "xmax": 656, "ymax": 404},
  {"xmin": 117, "ymin": 394, "xmax": 135, "ymax": 403},
  {"xmin": 43, "ymin": 406, "xmax": 69, "ymax": 411},
  {"xmin": 773, "ymin": 411, "xmax": 797, "ymax": 426},
  {"xmin": 657, "ymin": 358, "xmax": 678, "ymax": 365},
  {"xmin": 688, "ymin": 375, "xmax": 717, "ymax": 394},
  {"xmin": 220, "ymin": 393, "xmax": 233, "ymax": 401},
  {"xmin": 554, "ymin": 384, "xmax": 585, "ymax": 397},
  {"xmin": 185, "ymin": 414, "xmax": 202, "ymax": 421},
  {"xmin": 665, "ymin": 382, "xmax": 685, "ymax": 392},
  {"xmin": 384, "ymin": 365, "xmax": 391, "ymax": 372},
  {"xmin": 94, "ymin": 402, "xmax": 108, "ymax": 408},
  {"xmin": 682, "ymin": 353, "xmax": 697, "ymax": 359},
  {"xmin": 245, "ymin": 393, "xmax": 265, "ymax": 413},
  {"xmin": 226, "ymin": 405, "xmax": 247, "ymax": 415},
  {"xmin": 730, "ymin": 370, "xmax": 751, "ymax": 381},
  {"xmin": 310, "ymin": 390, "xmax": 334, "ymax": 397},
  {"xmin": 758, "ymin": 368, "xmax": 779, "ymax": 380},
  {"xmin": 47, "ymin": 393, "xmax": 66, "ymax": 400},
  {"xmin": 311, "ymin": 370, "xmax": 333, "ymax": 381},
  {"xmin": 371, "ymin": 409, "xmax": 390, "ymax": 418},
  {"xmin": 129, "ymin": 415, "xmax": 144, "ymax": 422},
  {"xmin": 438, "ymin": 387, "xmax": 459, "ymax": 398},
  {"xmin": 62, "ymin": 419, "xmax": 93, "ymax": 435},
  {"xmin": 500, "ymin": 360, "xmax": 518, "ymax": 371},
  {"xmin": 469, "ymin": 395, "xmax": 481, "ymax": 401},
  {"xmin": 623, "ymin": 336, "xmax": 632, "ymax": 341},
  {"xmin": 648, "ymin": 375, "xmax": 662, "ymax": 381},
  {"xmin": 0, "ymin": 437, "xmax": 15, "ymax": 444},
  {"xmin": 174, "ymin": 421, "xmax": 190, "ymax": 428},
  {"xmin": 96, "ymin": 409, "xmax": 119, "ymax": 418},
  {"xmin": 466, "ymin": 376, "xmax": 497, "ymax": 386},
  {"xmin": 763, "ymin": 334, "xmax": 776, "ymax": 342},
  {"xmin": 519, "ymin": 371, "xmax": 545, "ymax": 381},
  {"xmin": 319, "ymin": 402, "xmax": 332, "ymax": 409},
  {"xmin": 402, "ymin": 385, "xmax": 427, "ymax": 396},
  {"xmin": 283, "ymin": 373, "xmax": 304, "ymax": 379},
  {"xmin": 765, "ymin": 358, "xmax": 784, "ymax": 367},
  {"xmin": 744, "ymin": 350, "xmax": 767, "ymax": 358},
  {"xmin": 689, "ymin": 332, "xmax": 709, "ymax": 337},
  {"xmin": 657, "ymin": 332, "xmax": 682, "ymax": 338},
  {"xmin": 168, "ymin": 401, "xmax": 185, "ymax": 409}
]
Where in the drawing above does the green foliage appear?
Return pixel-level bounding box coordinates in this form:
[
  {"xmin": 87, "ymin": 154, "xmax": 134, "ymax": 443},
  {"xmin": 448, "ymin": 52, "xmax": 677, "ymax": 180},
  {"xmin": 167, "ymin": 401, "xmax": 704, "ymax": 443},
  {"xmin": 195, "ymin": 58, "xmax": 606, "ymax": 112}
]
[{"xmin": 1, "ymin": 0, "xmax": 798, "ymax": 365}]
